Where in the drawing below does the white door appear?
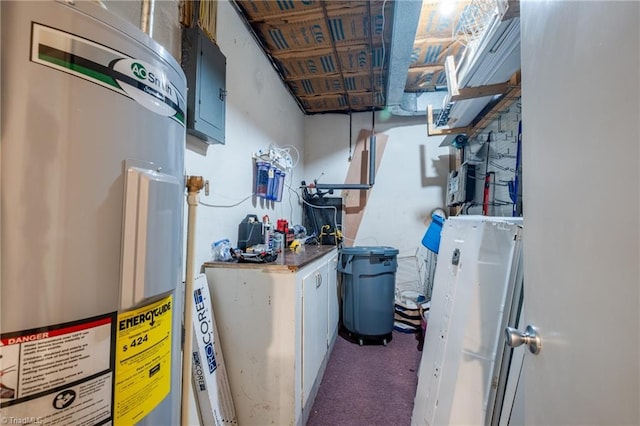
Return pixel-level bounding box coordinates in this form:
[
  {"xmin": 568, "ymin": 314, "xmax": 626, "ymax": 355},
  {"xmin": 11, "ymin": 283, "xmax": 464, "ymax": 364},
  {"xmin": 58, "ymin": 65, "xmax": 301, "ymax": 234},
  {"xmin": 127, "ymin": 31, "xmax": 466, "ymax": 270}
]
[
  {"xmin": 327, "ymin": 253, "xmax": 340, "ymax": 343},
  {"xmin": 302, "ymin": 263, "xmax": 329, "ymax": 407},
  {"xmin": 518, "ymin": 1, "xmax": 639, "ymax": 424}
]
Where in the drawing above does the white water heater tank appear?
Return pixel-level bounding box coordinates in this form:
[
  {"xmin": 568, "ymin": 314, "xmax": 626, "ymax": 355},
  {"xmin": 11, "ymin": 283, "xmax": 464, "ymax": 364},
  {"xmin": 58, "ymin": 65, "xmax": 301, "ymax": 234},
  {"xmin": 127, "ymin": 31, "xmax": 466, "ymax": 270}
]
[{"xmin": 1, "ymin": 2, "xmax": 186, "ymax": 425}]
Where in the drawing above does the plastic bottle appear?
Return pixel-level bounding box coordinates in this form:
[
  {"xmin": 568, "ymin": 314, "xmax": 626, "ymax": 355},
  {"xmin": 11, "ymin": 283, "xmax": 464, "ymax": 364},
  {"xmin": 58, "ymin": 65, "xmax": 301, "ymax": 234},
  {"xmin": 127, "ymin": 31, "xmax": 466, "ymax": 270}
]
[{"xmin": 262, "ymin": 215, "xmax": 272, "ymax": 249}]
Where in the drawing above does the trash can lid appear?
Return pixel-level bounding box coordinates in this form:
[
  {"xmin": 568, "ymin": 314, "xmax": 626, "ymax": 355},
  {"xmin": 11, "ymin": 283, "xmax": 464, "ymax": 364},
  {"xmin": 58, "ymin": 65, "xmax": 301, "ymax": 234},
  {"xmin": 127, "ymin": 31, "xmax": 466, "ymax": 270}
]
[{"xmin": 339, "ymin": 246, "xmax": 399, "ymax": 256}]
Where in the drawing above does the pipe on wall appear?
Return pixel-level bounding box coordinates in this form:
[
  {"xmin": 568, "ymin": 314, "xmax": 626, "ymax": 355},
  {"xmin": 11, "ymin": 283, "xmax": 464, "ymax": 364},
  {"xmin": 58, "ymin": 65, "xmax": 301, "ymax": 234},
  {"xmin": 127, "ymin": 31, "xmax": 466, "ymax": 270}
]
[
  {"xmin": 181, "ymin": 176, "xmax": 204, "ymax": 426},
  {"xmin": 368, "ymin": 135, "xmax": 376, "ymax": 186},
  {"xmin": 141, "ymin": 0, "xmax": 155, "ymax": 36},
  {"xmin": 314, "ymin": 135, "xmax": 377, "ymax": 191}
]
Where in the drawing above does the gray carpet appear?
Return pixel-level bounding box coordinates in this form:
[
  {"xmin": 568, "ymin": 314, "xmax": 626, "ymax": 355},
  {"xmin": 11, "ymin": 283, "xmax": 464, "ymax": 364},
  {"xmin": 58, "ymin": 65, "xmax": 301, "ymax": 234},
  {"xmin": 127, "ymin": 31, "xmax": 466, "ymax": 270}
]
[{"xmin": 306, "ymin": 329, "xmax": 422, "ymax": 426}]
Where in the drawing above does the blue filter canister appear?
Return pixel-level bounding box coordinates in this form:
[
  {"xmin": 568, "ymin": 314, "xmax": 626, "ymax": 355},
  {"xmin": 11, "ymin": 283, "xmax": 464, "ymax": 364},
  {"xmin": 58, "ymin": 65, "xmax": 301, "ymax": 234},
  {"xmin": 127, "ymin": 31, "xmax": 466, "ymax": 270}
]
[
  {"xmin": 255, "ymin": 161, "xmax": 269, "ymax": 198},
  {"xmin": 266, "ymin": 165, "xmax": 277, "ymax": 200},
  {"xmin": 275, "ymin": 170, "xmax": 285, "ymax": 202}
]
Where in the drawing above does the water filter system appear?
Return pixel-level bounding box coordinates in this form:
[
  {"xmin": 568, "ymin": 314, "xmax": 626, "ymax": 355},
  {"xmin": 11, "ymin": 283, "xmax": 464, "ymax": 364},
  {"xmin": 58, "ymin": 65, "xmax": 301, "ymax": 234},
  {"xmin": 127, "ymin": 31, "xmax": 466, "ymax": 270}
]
[
  {"xmin": 255, "ymin": 161, "xmax": 285, "ymax": 201},
  {"xmin": 1, "ymin": 2, "xmax": 185, "ymax": 424},
  {"xmin": 253, "ymin": 146, "xmax": 293, "ymax": 201}
]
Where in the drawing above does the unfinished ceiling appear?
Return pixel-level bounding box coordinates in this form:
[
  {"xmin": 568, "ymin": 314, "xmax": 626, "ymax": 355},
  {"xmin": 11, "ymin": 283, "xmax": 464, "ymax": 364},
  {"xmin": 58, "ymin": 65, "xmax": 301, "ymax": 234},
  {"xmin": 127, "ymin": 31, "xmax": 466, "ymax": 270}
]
[{"xmin": 232, "ymin": 0, "xmax": 477, "ymax": 115}]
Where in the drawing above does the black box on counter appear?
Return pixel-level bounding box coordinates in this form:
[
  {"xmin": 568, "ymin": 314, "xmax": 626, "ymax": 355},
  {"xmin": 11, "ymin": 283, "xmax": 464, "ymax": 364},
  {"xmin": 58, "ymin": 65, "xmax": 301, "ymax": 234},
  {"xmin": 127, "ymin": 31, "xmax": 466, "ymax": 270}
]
[{"xmin": 238, "ymin": 214, "xmax": 263, "ymax": 250}]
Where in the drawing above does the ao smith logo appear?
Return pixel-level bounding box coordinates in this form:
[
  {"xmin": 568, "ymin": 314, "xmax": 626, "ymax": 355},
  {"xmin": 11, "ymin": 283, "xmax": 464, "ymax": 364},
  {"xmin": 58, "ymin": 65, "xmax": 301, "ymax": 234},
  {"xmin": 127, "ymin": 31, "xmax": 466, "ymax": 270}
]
[
  {"xmin": 119, "ymin": 301, "xmax": 172, "ymax": 331},
  {"xmin": 131, "ymin": 62, "xmax": 148, "ymax": 80},
  {"xmin": 129, "ymin": 61, "xmax": 174, "ymax": 97}
]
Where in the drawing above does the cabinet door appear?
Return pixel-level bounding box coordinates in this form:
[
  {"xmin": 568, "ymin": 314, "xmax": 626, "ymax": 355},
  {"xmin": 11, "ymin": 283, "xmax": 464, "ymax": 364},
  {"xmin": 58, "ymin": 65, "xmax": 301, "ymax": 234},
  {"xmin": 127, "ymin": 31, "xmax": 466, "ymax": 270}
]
[
  {"xmin": 301, "ymin": 263, "xmax": 328, "ymax": 406},
  {"xmin": 327, "ymin": 253, "xmax": 339, "ymax": 344}
]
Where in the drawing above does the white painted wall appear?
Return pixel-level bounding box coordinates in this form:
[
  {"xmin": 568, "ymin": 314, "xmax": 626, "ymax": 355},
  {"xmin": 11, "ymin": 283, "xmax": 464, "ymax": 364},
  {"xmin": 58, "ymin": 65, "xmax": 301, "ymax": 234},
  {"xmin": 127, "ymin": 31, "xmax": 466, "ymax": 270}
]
[
  {"xmin": 184, "ymin": 0, "xmax": 305, "ymax": 270},
  {"xmin": 304, "ymin": 113, "xmax": 450, "ymax": 294}
]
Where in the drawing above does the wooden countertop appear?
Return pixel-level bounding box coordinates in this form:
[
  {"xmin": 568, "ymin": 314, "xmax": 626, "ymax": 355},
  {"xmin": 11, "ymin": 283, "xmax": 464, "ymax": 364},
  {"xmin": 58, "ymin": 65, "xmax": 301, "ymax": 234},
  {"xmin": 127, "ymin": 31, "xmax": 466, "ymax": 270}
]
[{"xmin": 202, "ymin": 244, "xmax": 337, "ymax": 273}]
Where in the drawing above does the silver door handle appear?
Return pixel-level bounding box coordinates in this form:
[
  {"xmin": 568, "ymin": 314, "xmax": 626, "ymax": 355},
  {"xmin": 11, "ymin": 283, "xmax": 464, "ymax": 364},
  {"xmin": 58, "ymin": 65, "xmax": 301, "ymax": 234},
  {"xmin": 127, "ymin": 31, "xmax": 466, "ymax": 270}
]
[{"xmin": 505, "ymin": 325, "xmax": 541, "ymax": 355}]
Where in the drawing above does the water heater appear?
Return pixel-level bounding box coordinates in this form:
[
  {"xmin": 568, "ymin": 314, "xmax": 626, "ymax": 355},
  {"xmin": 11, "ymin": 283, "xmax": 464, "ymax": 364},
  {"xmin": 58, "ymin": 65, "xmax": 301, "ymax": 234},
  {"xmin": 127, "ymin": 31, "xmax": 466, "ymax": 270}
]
[{"xmin": 1, "ymin": 2, "xmax": 186, "ymax": 425}]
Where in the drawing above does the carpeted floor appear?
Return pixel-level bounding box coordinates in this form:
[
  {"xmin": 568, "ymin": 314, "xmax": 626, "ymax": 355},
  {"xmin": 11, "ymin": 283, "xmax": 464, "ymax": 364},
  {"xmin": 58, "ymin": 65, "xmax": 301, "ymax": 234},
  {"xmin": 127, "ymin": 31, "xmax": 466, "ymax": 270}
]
[{"xmin": 306, "ymin": 328, "xmax": 423, "ymax": 426}]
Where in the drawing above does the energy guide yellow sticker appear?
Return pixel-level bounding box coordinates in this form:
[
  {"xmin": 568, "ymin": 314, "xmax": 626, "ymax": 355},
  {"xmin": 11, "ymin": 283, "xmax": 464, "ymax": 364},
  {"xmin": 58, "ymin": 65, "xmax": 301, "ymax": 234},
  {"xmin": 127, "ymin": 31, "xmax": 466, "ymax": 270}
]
[{"xmin": 114, "ymin": 295, "xmax": 173, "ymax": 425}]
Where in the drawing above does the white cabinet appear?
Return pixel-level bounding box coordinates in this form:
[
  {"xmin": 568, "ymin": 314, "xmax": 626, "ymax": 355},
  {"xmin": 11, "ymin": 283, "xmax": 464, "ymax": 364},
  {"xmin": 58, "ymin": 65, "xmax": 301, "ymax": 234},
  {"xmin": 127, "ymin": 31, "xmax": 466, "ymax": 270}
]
[
  {"xmin": 327, "ymin": 254, "xmax": 339, "ymax": 344},
  {"xmin": 302, "ymin": 264, "xmax": 326, "ymax": 408},
  {"xmin": 203, "ymin": 247, "xmax": 338, "ymax": 426}
]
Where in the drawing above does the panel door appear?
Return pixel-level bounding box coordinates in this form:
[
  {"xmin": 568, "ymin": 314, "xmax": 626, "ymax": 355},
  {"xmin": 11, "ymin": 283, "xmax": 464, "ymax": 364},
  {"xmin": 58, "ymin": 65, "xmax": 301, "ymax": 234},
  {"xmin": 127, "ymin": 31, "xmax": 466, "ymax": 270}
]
[
  {"xmin": 327, "ymin": 253, "xmax": 339, "ymax": 344},
  {"xmin": 517, "ymin": 1, "xmax": 640, "ymax": 424},
  {"xmin": 301, "ymin": 263, "xmax": 328, "ymax": 406}
]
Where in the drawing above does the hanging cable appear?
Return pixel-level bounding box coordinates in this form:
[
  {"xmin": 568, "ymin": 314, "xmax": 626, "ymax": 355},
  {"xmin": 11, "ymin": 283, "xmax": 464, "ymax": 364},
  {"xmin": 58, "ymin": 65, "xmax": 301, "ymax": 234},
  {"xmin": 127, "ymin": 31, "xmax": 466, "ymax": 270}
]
[
  {"xmin": 348, "ymin": 113, "xmax": 353, "ymax": 161},
  {"xmin": 199, "ymin": 194, "xmax": 253, "ymax": 208}
]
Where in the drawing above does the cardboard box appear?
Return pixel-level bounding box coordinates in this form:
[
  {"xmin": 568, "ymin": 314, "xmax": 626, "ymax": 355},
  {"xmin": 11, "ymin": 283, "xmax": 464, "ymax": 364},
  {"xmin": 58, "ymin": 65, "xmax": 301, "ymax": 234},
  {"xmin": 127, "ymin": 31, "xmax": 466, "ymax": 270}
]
[
  {"xmin": 410, "ymin": 37, "xmax": 466, "ymax": 67},
  {"xmin": 275, "ymin": 44, "xmax": 386, "ymax": 79},
  {"xmin": 257, "ymin": 13, "xmax": 332, "ymax": 51},
  {"xmin": 237, "ymin": 0, "xmax": 323, "ymax": 21},
  {"xmin": 299, "ymin": 94, "xmax": 348, "ymax": 112},
  {"xmin": 256, "ymin": 2, "xmax": 392, "ymax": 53},
  {"xmin": 405, "ymin": 66, "xmax": 446, "ymax": 92},
  {"xmin": 338, "ymin": 44, "xmax": 386, "ymax": 73},
  {"xmin": 275, "ymin": 47, "xmax": 338, "ymax": 78},
  {"xmin": 288, "ymin": 72, "xmax": 382, "ymax": 96},
  {"xmin": 348, "ymin": 91, "xmax": 385, "ymax": 110},
  {"xmin": 236, "ymin": 0, "xmax": 365, "ymax": 22},
  {"xmin": 327, "ymin": 3, "xmax": 393, "ymax": 46},
  {"xmin": 299, "ymin": 89, "xmax": 386, "ymax": 113}
]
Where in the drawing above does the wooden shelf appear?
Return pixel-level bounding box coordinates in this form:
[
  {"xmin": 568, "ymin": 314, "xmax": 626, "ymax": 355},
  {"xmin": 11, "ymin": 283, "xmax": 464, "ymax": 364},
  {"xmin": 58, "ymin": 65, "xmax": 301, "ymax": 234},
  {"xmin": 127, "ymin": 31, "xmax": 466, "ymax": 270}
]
[{"xmin": 427, "ymin": 71, "xmax": 521, "ymax": 139}]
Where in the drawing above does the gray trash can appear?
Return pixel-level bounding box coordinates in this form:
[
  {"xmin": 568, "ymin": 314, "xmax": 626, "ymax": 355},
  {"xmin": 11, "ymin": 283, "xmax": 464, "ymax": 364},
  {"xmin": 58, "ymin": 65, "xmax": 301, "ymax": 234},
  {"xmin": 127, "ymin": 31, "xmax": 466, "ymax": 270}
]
[{"xmin": 338, "ymin": 246, "xmax": 399, "ymax": 345}]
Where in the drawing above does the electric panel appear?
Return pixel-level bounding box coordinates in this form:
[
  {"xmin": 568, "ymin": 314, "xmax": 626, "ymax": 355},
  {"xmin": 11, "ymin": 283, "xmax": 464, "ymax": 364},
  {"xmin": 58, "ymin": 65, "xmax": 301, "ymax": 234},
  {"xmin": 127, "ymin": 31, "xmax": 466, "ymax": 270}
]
[
  {"xmin": 182, "ymin": 26, "xmax": 226, "ymax": 144},
  {"xmin": 446, "ymin": 162, "xmax": 476, "ymax": 206}
]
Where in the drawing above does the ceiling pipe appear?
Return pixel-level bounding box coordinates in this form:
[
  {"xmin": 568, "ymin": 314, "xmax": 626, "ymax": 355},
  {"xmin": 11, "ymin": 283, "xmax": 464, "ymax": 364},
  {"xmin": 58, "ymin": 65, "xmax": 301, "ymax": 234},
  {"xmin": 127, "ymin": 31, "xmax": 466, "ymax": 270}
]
[
  {"xmin": 141, "ymin": 0, "xmax": 155, "ymax": 37},
  {"xmin": 386, "ymin": 0, "xmax": 422, "ymax": 108}
]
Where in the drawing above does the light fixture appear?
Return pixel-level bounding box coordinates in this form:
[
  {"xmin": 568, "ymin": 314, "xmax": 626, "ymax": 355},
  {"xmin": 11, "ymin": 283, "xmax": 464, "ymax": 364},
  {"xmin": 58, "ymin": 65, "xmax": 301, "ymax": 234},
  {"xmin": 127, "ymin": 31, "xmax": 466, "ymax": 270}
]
[{"xmin": 439, "ymin": 0, "xmax": 457, "ymax": 17}]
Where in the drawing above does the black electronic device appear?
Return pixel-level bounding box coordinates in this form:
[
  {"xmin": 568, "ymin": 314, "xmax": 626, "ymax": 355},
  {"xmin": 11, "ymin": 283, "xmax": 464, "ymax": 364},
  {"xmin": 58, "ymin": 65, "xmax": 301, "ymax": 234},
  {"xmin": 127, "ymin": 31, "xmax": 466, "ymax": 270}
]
[
  {"xmin": 301, "ymin": 181, "xmax": 342, "ymax": 246},
  {"xmin": 237, "ymin": 214, "xmax": 262, "ymax": 250}
]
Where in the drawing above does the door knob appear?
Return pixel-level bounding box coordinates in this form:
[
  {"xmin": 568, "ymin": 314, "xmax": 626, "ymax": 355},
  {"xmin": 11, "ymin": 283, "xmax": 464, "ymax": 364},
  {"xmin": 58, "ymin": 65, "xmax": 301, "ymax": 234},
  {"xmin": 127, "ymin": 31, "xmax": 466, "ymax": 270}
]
[{"xmin": 505, "ymin": 325, "xmax": 541, "ymax": 355}]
